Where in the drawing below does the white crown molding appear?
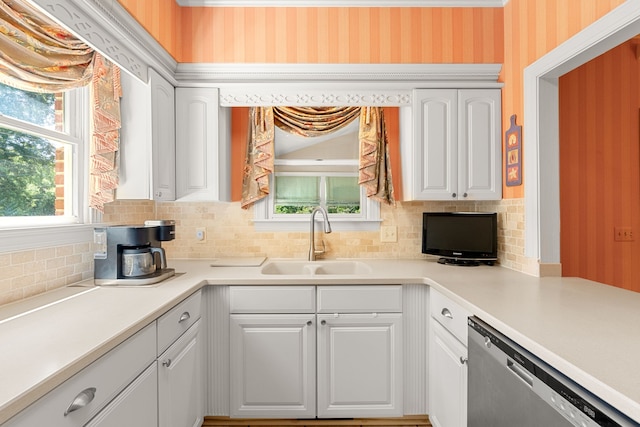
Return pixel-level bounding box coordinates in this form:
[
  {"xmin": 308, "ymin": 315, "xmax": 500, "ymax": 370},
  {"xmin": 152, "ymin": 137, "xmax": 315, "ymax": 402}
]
[
  {"xmin": 30, "ymin": 0, "xmax": 178, "ymax": 84},
  {"xmin": 176, "ymin": 0, "xmax": 505, "ymax": 6},
  {"xmin": 176, "ymin": 63, "xmax": 502, "ymax": 106}
]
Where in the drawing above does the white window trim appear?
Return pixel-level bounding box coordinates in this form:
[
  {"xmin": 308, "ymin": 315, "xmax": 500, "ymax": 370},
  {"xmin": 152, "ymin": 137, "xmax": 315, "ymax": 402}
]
[
  {"xmin": 253, "ymin": 169, "xmax": 381, "ymax": 232},
  {"xmin": 0, "ymin": 86, "xmax": 97, "ymax": 253}
]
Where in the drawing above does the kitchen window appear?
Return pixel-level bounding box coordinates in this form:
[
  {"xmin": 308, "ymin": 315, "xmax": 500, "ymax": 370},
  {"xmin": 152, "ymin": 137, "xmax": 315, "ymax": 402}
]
[
  {"xmin": 0, "ymin": 82, "xmax": 92, "ymax": 251},
  {"xmin": 253, "ymin": 121, "xmax": 381, "ymax": 231}
]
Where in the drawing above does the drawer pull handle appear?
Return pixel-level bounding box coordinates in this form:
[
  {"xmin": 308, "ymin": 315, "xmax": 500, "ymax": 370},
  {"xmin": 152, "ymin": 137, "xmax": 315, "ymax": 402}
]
[
  {"xmin": 64, "ymin": 387, "xmax": 96, "ymax": 416},
  {"xmin": 163, "ymin": 359, "xmax": 172, "ymax": 367},
  {"xmin": 441, "ymin": 308, "xmax": 453, "ymax": 319},
  {"xmin": 179, "ymin": 312, "xmax": 190, "ymax": 323}
]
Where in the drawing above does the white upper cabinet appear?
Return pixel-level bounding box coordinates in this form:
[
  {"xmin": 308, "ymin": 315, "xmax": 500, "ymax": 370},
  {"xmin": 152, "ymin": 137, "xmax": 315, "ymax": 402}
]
[
  {"xmin": 403, "ymin": 88, "xmax": 501, "ymax": 201},
  {"xmin": 175, "ymin": 88, "xmax": 231, "ymax": 202},
  {"xmin": 117, "ymin": 71, "xmax": 152, "ymax": 200},
  {"xmin": 150, "ymin": 69, "xmax": 177, "ymax": 201}
]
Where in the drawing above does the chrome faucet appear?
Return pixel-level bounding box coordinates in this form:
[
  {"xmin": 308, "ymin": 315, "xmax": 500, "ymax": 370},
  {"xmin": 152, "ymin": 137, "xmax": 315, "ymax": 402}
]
[{"xmin": 309, "ymin": 206, "xmax": 332, "ymax": 261}]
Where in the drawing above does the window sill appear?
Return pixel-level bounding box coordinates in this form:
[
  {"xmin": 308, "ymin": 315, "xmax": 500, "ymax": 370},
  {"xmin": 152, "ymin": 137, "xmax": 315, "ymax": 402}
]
[
  {"xmin": 253, "ymin": 218, "xmax": 382, "ymax": 232},
  {"xmin": 0, "ymin": 224, "xmax": 96, "ymax": 253}
]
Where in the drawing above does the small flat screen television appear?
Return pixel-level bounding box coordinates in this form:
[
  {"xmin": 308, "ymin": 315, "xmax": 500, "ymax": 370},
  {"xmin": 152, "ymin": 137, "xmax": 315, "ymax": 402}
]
[{"xmin": 422, "ymin": 212, "xmax": 498, "ymax": 266}]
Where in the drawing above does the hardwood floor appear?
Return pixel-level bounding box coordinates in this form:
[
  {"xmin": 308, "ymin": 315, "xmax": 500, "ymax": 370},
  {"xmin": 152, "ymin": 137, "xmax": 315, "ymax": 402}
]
[{"xmin": 202, "ymin": 415, "xmax": 432, "ymax": 427}]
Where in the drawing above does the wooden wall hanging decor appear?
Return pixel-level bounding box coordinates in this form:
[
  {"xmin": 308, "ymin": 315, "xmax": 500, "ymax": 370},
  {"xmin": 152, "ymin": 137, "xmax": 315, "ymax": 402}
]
[{"xmin": 505, "ymin": 114, "xmax": 522, "ymax": 186}]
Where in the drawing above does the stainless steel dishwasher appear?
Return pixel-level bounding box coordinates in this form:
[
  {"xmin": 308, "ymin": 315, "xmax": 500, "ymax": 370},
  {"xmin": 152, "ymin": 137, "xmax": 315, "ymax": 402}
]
[{"xmin": 467, "ymin": 316, "xmax": 638, "ymax": 427}]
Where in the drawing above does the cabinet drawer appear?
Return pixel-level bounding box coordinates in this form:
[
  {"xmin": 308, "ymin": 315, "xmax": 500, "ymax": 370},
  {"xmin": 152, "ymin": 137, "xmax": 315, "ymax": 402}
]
[
  {"xmin": 430, "ymin": 289, "xmax": 471, "ymax": 344},
  {"xmin": 157, "ymin": 290, "xmax": 202, "ymax": 355},
  {"xmin": 4, "ymin": 323, "xmax": 156, "ymax": 427},
  {"xmin": 229, "ymin": 286, "xmax": 316, "ymax": 313},
  {"xmin": 317, "ymin": 285, "xmax": 402, "ymax": 313}
]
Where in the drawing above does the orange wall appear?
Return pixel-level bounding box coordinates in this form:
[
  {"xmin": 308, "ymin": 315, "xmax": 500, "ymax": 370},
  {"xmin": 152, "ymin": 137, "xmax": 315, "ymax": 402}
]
[
  {"xmin": 559, "ymin": 40, "xmax": 640, "ymax": 292},
  {"xmin": 177, "ymin": 7, "xmax": 503, "ymax": 63},
  {"xmin": 501, "ymin": 0, "xmax": 625, "ymax": 199},
  {"xmin": 117, "ymin": 0, "xmax": 182, "ymax": 60}
]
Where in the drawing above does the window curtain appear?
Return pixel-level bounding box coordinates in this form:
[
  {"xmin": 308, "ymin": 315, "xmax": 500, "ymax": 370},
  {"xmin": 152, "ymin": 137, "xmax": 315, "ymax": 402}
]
[
  {"xmin": 0, "ymin": 0, "xmax": 121, "ymax": 212},
  {"xmin": 0, "ymin": 0, "xmax": 94, "ymax": 92},
  {"xmin": 241, "ymin": 106, "xmax": 395, "ymax": 208}
]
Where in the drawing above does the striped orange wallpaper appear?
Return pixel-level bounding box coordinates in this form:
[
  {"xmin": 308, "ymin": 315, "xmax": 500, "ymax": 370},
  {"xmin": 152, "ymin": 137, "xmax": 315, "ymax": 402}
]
[
  {"xmin": 501, "ymin": 0, "xmax": 625, "ymax": 198},
  {"xmin": 559, "ymin": 40, "xmax": 640, "ymax": 292},
  {"xmin": 176, "ymin": 7, "xmax": 503, "ymax": 64},
  {"xmin": 117, "ymin": 0, "xmax": 182, "ymax": 60}
]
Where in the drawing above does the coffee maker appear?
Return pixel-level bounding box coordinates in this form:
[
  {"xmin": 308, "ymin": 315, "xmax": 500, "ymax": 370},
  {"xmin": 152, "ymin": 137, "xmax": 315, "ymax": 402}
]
[{"xmin": 94, "ymin": 220, "xmax": 176, "ymax": 285}]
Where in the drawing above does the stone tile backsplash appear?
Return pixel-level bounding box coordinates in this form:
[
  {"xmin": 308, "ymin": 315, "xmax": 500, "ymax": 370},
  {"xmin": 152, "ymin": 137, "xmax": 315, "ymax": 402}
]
[{"xmin": 0, "ymin": 198, "xmax": 527, "ymax": 306}]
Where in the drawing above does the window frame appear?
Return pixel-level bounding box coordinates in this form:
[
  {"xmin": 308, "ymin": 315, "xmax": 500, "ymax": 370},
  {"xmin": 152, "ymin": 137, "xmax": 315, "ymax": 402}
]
[
  {"xmin": 253, "ymin": 159, "xmax": 381, "ymax": 232},
  {"xmin": 0, "ymin": 86, "xmax": 96, "ymax": 253}
]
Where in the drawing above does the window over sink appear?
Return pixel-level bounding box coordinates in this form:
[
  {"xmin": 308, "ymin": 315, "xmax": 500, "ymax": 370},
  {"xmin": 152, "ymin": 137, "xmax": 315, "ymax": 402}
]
[{"xmin": 253, "ymin": 120, "xmax": 381, "ymax": 232}]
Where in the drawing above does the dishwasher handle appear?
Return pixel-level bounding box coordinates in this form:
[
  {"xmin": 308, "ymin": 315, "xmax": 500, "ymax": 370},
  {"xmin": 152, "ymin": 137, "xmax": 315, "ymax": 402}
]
[{"xmin": 507, "ymin": 358, "xmax": 533, "ymax": 387}]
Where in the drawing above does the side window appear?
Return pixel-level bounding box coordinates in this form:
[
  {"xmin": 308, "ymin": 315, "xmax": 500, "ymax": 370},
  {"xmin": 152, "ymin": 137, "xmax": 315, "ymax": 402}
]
[
  {"xmin": 254, "ymin": 121, "xmax": 380, "ymax": 231},
  {"xmin": 0, "ymin": 82, "xmax": 87, "ymax": 226}
]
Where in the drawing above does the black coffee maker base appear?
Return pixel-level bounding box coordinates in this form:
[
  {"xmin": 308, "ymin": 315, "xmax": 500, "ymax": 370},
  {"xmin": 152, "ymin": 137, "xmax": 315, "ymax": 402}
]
[{"xmin": 94, "ymin": 268, "xmax": 175, "ymax": 286}]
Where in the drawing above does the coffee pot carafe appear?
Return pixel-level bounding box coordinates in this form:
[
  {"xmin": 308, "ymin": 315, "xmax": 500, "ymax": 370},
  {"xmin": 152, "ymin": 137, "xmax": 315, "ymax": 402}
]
[{"xmin": 94, "ymin": 220, "xmax": 175, "ymax": 285}]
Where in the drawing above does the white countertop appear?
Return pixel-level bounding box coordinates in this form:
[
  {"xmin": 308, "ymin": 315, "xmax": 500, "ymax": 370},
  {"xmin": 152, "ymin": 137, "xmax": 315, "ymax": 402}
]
[{"xmin": 1, "ymin": 258, "xmax": 639, "ymax": 425}]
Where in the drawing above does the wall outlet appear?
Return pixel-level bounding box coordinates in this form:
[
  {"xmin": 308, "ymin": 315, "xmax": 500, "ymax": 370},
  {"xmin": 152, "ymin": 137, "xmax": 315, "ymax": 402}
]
[
  {"xmin": 614, "ymin": 226, "xmax": 634, "ymax": 242},
  {"xmin": 195, "ymin": 227, "xmax": 206, "ymax": 243},
  {"xmin": 380, "ymin": 225, "xmax": 397, "ymax": 243}
]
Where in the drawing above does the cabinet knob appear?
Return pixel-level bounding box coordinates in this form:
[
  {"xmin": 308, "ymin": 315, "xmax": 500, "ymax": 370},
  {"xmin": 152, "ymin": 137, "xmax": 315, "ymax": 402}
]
[
  {"xmin": 179, "ymin": 312, "xmax": 191, "ymax": 323},
  {"xmin": 452, "ymin": 193, "xmax": 457, "ymax": 198},
  {"xmin": 441, "ymin": 308, "xmax": 453, "ymax": 319},
  {"xmin": 306, "ymin": 320, "xmax": 313, "ymax": 326},
  {"xmin": 162, "ymin": 359, "xmax": 172, "ymax": 367},
  {"xmin": 64, "ymin": 387, "xmax": 96, "ymax": 416},
  {"xmin": 463, "ymin": 192, "xmax": 468, "ymax": 198},
  {"xmin": 321, "ymin": 320, "xmax": 327, "ymax": 325},
  {"xmin": 460, "ymin": 357, "xmax": 468, "ymax": 365}
]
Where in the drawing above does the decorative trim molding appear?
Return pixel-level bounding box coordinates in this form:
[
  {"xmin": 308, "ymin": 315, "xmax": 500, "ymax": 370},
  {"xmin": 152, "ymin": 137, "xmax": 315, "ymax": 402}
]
[
  {"xmin": 175, "ymin": 63, "xmax": 503, "ymax": 83},
  {"xmin": 31, "ymin": 0, "xmax": 178, "ymax": 83},
  {"xmin": 176, "ymin": 63, "xmax": 502, "ymax": 106},
  {"xmin": 176, "ymin": 0, "xmax": 506, "ymax": 7}
]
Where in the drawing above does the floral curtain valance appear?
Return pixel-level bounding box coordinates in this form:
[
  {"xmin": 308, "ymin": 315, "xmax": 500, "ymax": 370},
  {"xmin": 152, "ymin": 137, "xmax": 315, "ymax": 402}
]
[
  {"xmin": 241, "ymin": 106, "xmax": 395, "ymax": 209},
  {"xmin": 0, "ymin": 0, "xmax": 94, "ymax": 92}
]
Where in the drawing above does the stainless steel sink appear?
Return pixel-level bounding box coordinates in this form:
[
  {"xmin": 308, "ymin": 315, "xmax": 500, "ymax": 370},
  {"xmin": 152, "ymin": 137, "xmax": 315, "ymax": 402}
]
[{"xmin": 260, "ymin": 260, "xmax": 372, "ymax": 276}]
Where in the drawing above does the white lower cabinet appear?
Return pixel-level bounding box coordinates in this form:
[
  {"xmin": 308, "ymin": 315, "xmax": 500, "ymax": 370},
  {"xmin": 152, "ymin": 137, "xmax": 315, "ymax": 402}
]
[
  {"xmin": 158, "ymin": 320, "xmax": 203, "ymax": 427},
  {"xmin": 2, "ymin": 290, "xmax": 203, "ymax": 427},
  {"xmin": 317, "ymin": 313, "xmax": 403, "ymax": 418},
  {"xmin": 85, "ymin": 363, "xmax": 158, "ymax": 427},
  {"xmin": 429, "ymin": 289, "xmax": 471, "ymax": 427},
  {"xmin": 228, "ymin": 285, "xmax": 403, "ymax": 419},
  {"xmin": 3, "ymin": 323, "xmax": 157, "ymax": 427},
  {"xmin": 230, "ymin": 314, "xmax": 316, "ymax": 418}
]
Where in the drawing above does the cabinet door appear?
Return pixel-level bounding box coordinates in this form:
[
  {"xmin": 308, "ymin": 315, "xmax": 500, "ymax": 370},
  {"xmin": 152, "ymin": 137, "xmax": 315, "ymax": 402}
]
[
  {"xmin": 230, "ymin": 314, "xmax": 316, "ymax": 418},
  {"xmin": 429, "ymin": 320, "xmax": 468, "ymax": 427},
  {"xmin": 411, "ymin": 89, "xmax": 458, "ymax": 200},
  {"xmin": 175, "ymin": 88, "xmax": 229, "ymax": 201},
  {"xmin": 149, "ymin": 68, "xmax": 176, "ymax": 201},
  {"xmin": 117, "ymin": 71, "xmax": 152, "ymax": 199},
  {"xmin": 85, "ymin": 363, "xmax": 157, "ymax": 427},
  {"xmin": 158, "ymin": 320, "xmax": 203, "ymax": 427},
  {"xmin": 458, "ymin": 89, "xmax": 502, "ymax": 200},
  {"xmin": 317, "ymin": 313, "xmax": 403, "ymax": 418}
]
